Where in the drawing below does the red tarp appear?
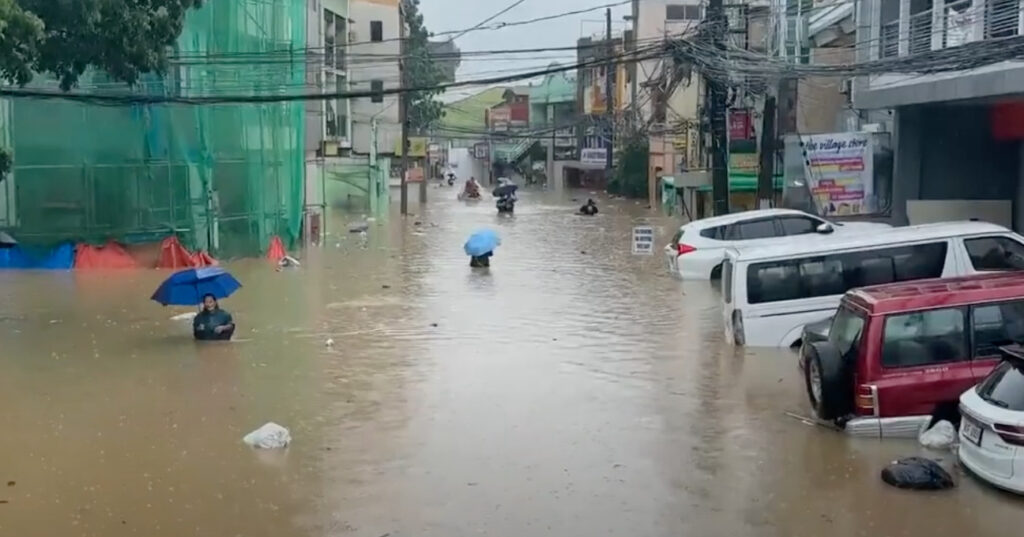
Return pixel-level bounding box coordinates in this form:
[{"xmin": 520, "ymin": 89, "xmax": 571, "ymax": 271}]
[
  {"xmin": 266, "ymin": 236, "xmax": 287, "ymax": 262},
  {"xmin": 74, "ymin": 241, "xmax": 138, "ymax": 269},
  {"xmin": 156, "ymin": 236, "xmax": 195, "ymax": 269},
  {"xmin": 191, "ymin": 250, "xmax": 218, "ymax": 267}
]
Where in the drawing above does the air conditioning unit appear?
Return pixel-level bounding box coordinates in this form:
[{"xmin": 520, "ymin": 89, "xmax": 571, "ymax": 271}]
[{"xmin": 321, "ymin": 140, "xmax": 340, "ymax": 157}]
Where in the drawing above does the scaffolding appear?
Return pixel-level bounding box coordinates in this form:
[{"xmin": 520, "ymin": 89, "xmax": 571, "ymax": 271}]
[{"xmin": 0, "ymin": 0, "xmax": 307, "ymax": 258}]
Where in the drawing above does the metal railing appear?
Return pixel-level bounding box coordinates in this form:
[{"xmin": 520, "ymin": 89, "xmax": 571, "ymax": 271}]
[{"xmin": 877, "ymin": 0, "xmax": 1021, "ymax": 58}]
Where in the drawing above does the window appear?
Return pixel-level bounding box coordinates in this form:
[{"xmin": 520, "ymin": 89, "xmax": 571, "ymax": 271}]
[
  {"xmin": 830, "ymin": 307, "xmax": 865, "ymax": 358},
  {"xmin": 370, "ymin": 80, "xmax": 384, "ymax": 103},
  {"xmin": 324, "ymin": 10, "xmax": 336, "ymax": 68},
  {"xmin": 745, "ymin": 242, "xmax": 948, "ymax": 304},
  {"xmin": 666, "ymin": 4, "xmax": 702, "ymax": 20},
  {"xmin": 976, "ymin": 361, "xmax": 1024, "ymax": 411},
  {"xmin": 972, "ymin": 300, "xmax": 1024, "ymax": 358},
  {"xmin": 739, "ymin": 219, "xmax": 779, "ymax": 240},
  {"xmin": 370, "ymin": 20, "xmax": 383, "ymax": 42},
  {"xmin": 779, "ymin": 216, "xmax": 821, "ymax": 236},
  {"xmin": 965, "ymin": 236, "xmax": 1024, "ymax": 271},
  {"xmin": 700, "ymin": 226, "xmax": 724, "ymax": 240},
  {"xmin": 799, "ymin": 257, "xmax": 846, "ymax": 298},
  {"xmin": 881, "ymin": 307, "xmax": 968, "ymax": 368}
]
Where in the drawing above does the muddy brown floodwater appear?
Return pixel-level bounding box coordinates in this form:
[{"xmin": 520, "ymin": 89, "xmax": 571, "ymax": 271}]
[{"xmin": 0, "ymin": 189, "xmax": 1021, "ymax": 536}]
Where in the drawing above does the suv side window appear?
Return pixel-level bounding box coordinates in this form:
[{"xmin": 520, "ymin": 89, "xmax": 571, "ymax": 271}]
[
  {"xmin": 700, "ymin": 226, "xmax": 724, "ymax": 240},
  {"xmin": 881, "ymin": 307, "xmax": 968, "ymax": 368},
  {"xmin": 732, "ymin": 219, "xmax": 778, "ymax": 240},
  {"xmin": 779, "ymin": 216, "xmax": 821, "ymax": 236},
  {"xmin": 965, "ymin": 236, "xmax": 1024, "ymax": 271},
  {"xmin": 972, "ymin": 299, "xmax": 1024, "ymax": 358}
]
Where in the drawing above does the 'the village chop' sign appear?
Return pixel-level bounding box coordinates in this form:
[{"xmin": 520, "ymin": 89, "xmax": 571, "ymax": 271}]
[{"xmin": 632, "ymin": 226, "xmax": 655, "ymax": 255}]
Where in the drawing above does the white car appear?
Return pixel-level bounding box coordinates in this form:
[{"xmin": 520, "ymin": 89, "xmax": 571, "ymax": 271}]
[
  {"xmin": 663, "ymin": 209, "xmax": 893, "ymax": 279},
  {"xmin": 959, "ymin": 347, "xmax": 1024, "ymax": 495}
]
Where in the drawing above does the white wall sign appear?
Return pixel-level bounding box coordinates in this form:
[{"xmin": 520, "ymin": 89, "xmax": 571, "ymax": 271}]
[
  {"xmin": 580, "ymin": 147, "xmax": 608, "ymax": 166},
  {"xmin": 632, "ymin": 226, "xmax": 655, "ymax": 255}
]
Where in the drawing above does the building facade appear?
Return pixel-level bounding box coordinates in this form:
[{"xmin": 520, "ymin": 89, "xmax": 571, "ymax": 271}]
[
  {"xmin": 853, "ymin": 0, "xmax": 1024, "ymax": 231},
  {"xmin": 349, "ymin": 0, "xmax": 401, "ymax": 157}
]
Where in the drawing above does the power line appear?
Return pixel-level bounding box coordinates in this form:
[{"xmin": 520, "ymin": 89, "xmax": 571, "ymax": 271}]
[
  {"xmin": 447, "ymin": 0, "xmax": 530, "ymax": 42},
  {"xmin": 0, "ymin": 42, "xmax": 671, "ymax": 106}
]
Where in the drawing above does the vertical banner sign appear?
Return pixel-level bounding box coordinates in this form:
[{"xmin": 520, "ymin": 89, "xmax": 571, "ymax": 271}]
[
  {"xmin": 801, "ymin": 132, "xmax": 875, "ymax": 216},
  {"xmin": 632, "ymin": 226, "xmax": 655, "ymax": 255}
]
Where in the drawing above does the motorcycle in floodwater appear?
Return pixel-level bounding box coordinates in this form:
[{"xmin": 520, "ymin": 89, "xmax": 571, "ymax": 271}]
[
  {"xmin": 493, "ymin": 182, "xmax": 518, "ymax": 215},
  {"xmin": 495, "ymin": 195, "xmax": 516, "ymax": 214}
]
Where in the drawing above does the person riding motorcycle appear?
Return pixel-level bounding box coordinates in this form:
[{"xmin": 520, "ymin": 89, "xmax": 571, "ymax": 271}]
[{"xmin": 461, "ymin": 177, "xmax": 481, "ymax": 199}]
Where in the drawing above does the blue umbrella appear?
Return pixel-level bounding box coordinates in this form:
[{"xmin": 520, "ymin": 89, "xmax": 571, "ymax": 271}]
[
  {"xmin": 464, "ymin": 229, "xmax": 501, "ymax": 257},
  {"xmin": 151, "ymin": 267, "xmax": 242, "ymax": 306}
]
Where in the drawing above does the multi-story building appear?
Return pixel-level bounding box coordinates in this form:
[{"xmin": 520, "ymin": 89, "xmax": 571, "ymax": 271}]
[
  {"xmin": 852, "ymin": 0, "xmax": 1024, "ymax": 231},
  {"xmin": 349, "ymin": 0, "xmax": 401, "ymax": 156}
]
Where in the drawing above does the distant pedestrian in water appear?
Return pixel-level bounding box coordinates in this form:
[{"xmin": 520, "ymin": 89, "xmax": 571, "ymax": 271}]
[
  {"xmin": 470, "ymin": 251, "xmax": 492, "ymax": 268},
  {"xmin": 193, "ymin": 294, "xmax": 235, "ymax": 341},
  {"xmin": 579, "ymin": 198, "xmax": 599, "ymax": 216}
]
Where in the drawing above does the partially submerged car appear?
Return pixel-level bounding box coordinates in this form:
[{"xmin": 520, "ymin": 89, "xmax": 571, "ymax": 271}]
[{"xmin": 802, "ymin": 272, "xmax": 1024, "ymax": 437}]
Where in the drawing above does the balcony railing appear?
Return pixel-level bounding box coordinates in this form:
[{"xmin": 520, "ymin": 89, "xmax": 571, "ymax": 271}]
[{"xmin": 876, "ymin": 0, "xmax": 1022, "ymax": 58}]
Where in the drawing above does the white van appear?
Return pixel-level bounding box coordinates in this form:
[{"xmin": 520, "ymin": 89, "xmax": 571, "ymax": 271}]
[{"xmin": 722, "ymin": 221, "xmax": 1024, "ymax": 347}]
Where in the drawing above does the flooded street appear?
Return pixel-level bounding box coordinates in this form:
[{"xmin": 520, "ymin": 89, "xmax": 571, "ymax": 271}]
[{"xmin": 0, "ymin": 189, "xmax": 1020, "ymax": 536}]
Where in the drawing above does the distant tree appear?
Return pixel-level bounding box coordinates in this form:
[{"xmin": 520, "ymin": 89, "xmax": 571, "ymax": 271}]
[
  {"xmin": 0, "ymin": 0, "xmax": 204, "ymax": 177},
  {"xmin": 401, "ymin": 0, "xmax": 445, "ymax": 132}
]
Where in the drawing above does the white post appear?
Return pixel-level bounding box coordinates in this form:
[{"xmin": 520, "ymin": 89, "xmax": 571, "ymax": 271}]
[
  {"xmin": 898, "ymin": 0, "xmax": 911, "ymax": 55},
  {"xmin": 931, "ymin": 0, "xmax": 946, "ymax": 50},
  {"xmin": 971, "ymin": 0, "xmax": 985, "ymax": 41}
]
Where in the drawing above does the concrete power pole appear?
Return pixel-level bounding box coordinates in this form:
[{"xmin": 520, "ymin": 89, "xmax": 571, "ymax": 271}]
[
  {"xmin": 605, "ymin": 8, "xmax": 614, "ymax": 172},
  {"xmin": 399, "ymin": 1, "xmax": 410, "ymax": 216},
  {"xmin": 757, "ymin": 92, "xmax": 777, "ymax": 208},
  {"xmin": 707, "ymin": 0, "xmax": 730, "ymax": 216}
]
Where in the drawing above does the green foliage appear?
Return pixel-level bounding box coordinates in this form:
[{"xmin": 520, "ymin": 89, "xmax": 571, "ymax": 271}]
[
  {"xmin": 607, "ymin": 139, "xmax": 649, "ymax": 198},
  {"xmin": 402, "ymin": 0, "xmax": 445, "ymax": 132},
  {"xmin": 0, "ymin": 0, "xmax": 203, "ymax": 177}
]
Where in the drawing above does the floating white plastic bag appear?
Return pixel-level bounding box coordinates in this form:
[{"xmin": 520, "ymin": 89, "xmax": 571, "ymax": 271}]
[
  {"xmin": 243, "ymin": 422, "xmax": 292, "ymax": 449},
  {"xmin": 919, "ymin": 420, "xmax": 957, "ymax": 450},
  {"xmin": 171, "ymin": 311, "xmax": 198, "ymax": 322}
]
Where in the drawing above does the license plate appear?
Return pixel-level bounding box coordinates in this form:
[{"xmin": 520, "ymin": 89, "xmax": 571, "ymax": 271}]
[{"xmin": 962, "ymin": 419, "xmax": 983, "ymax": 446}]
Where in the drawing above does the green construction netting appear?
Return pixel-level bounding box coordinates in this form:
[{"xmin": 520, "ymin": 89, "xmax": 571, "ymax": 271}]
[{"xmin": 2, "ymin": 0, "xmax": 306, "ymax": 257}]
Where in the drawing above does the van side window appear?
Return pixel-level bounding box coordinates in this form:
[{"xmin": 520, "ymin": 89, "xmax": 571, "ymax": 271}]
[
  {"xmin": 881, "ymin": 307, "xmax": 968, "ymax": 368},
  {"xmin": 972, "ymin": 299, "xmax": 1024, "ymax": 358},
  {"xmin": 745, "ymin": 242, "xmax": 948, "ymax": 304},
  {"xmin": 965, "ymin": 237, "xmax": 1024, "ymax": 271}
]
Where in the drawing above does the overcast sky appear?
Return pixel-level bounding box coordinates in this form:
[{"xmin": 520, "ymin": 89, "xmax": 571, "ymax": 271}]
[{"xmin": 419, "ymin": 0, "xmax": 631, "ymax": 100}]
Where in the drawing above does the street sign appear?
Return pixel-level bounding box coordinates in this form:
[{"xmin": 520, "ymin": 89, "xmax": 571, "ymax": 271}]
[{"xmin": 632, "ymin": 226, "xmax": 655, "ymax": 255}]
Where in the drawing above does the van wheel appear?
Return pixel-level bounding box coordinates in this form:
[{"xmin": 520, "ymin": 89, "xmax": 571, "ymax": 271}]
[
  {"xmin": 710, "ymin": 264, "xmax": 723, "ymax": 280},
  {"xmin": 805, "ymin": 342, "xmax": 852, "ymax": 421}
]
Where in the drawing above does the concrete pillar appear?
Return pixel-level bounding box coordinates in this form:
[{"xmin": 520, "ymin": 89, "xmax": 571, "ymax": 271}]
[
  {"xmin": 892, "ymin": 108, "xmax": 922, "ymax": 225},
  {"xmin": 931, "ymin": 0, "xmax": 945, "ymax": 51}
]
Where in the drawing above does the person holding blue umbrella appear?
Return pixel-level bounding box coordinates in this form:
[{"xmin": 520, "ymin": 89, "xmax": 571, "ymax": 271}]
[
  {"xmin": 465, "ymin": 229, "xmax": 500, "ymax": 268},
  {"xmin": 151, "ymin": 266, "xmax": 242, "ymax": 341},
  {"xmin": 193, "ymin": 294, "xmax": 235, "ymax": 341}
]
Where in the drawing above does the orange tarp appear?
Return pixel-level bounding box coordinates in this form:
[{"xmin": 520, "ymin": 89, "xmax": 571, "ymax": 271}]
[
  {"xmin": 74, "ymin": 241, "xmax": 138, "ymax": 269},
  {"xmin": 266, "ymin": 236, "xmax": 287, "ymax": 263},
  {"xmin": 157, "ymin": 236, "xmax": 195, "ymax": 269}
]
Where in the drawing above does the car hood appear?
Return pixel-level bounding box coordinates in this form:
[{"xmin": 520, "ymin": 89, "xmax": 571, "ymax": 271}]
[{"xmin": 802, "ymin": 316, "xmax": 833, "ymax": 345}]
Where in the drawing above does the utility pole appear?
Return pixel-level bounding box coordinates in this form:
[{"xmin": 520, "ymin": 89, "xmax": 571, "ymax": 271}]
[
  {"xmin": 629, "ymin": 0, "xmax": 639, "ymax": 128},
  {"xmin": 707, "ymin": 0, "xmax": 730, "ymax": 215},
  {"xmin": 604, "ymin": 7, "xmax": 614, "ymax": 171},
  {"xmin": 757, "ymin": 91, "xmax": 777, "ymax": 208},
  {"xmin": 398, "ymin": 0, "xmax": 410, "ymax": 216}
]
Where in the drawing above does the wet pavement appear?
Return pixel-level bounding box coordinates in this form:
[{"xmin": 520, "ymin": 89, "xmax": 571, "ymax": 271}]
[{"xmin": 0, "ymin": 188, "xmax": 1020, "ymax": 536}]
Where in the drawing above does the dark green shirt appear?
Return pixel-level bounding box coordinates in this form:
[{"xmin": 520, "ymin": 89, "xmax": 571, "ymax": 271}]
[{"xmin": 193, "ymin": 308, "xmax": 234, "ymax": 339}]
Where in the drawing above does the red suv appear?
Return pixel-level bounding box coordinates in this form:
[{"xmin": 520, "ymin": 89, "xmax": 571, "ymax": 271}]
[{"xmin": 802, "ymin": 272, "xmax": 1024, "ymax": 437}]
